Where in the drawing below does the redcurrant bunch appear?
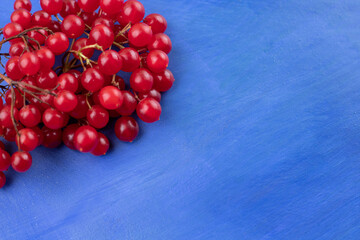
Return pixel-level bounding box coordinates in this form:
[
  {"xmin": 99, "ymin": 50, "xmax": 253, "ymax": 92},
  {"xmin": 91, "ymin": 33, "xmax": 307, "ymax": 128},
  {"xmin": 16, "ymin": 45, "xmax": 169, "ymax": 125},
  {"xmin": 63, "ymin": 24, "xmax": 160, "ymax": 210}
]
[{"xmin": 0, "ymin": 0, "xmax": 175, "ymax": 189}]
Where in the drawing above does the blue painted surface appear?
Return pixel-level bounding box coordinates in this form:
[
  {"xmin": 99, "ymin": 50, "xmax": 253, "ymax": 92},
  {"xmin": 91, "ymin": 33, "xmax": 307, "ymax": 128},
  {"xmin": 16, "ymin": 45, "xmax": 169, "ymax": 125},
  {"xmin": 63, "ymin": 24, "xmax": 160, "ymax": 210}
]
[{"xmin": 0, "ymin": 0, "xmax": 359, "ymax": 239}]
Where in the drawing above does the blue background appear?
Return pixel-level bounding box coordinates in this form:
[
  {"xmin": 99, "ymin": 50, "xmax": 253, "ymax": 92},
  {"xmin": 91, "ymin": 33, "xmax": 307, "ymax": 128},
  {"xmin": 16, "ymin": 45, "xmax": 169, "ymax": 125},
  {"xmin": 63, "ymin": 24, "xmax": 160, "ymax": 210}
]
[{"xmin": 1, "ymin": 0, "xmax": 360, "ymax": 239}]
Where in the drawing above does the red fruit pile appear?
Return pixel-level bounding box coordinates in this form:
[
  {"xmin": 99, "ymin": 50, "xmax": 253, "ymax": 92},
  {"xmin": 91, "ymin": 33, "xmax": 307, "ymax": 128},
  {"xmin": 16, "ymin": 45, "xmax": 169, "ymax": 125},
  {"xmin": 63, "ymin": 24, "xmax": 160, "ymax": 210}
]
[{"xmin": 0, "ymin": 0, "xmax": 175, "ymax": 188}]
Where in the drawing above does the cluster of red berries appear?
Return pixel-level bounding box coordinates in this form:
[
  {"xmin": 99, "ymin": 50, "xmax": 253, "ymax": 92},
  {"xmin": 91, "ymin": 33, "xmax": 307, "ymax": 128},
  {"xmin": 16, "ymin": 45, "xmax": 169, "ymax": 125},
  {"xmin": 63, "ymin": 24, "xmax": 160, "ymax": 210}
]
[{"xmin": 0, "ymin": 0, "xmax": 174, "ymax": 188}]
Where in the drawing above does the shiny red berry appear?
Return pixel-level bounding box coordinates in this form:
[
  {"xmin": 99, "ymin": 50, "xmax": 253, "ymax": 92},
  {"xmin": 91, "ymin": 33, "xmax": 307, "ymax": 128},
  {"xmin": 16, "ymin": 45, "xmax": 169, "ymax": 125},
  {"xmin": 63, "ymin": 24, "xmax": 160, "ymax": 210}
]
[
  {"xmin": 16, "ymin": 128, "xmax": 39, "ymax": 152},
  {"xmin": 11, "ymin": 151, "xmax": 32, "ymax": 173},
  {"xmin": 88, "ymin": 24, "xmax": 114, "ymax": 50},
  {"xmin": 118, "ymin": 0, "xmax": 144, "ymax": 25},
  {"xmin": 5, "ymin": 56, "xmax": 24, "ymax": 80},
  {"xmin": 87, "ymin": 105, "xmax": 109, "ymax": 129},
  {"xmin": 61, "ymin": 14, "xmax": 85, "ymax": 38},
  {"xmin": 98, "ymin": 50, "xmax": 122, "ymax": 75},
  {"xmin": 130, "ymin": 68, "xmax": 154, "ymax": 93},
  {"xmin": 14, "ymin": 0, "xmax": 32, "ymax": 11},
  {"xmin": 98, "ymin": 86, "xmax": 123, "ymax": 110},
  {"xmin": 100, "ymin": 0, "xmax": 124, "ymax": 15},
  {"xmin": 115, "ymin": 116, "xmax": 139, "ymax": 142},
  {"xmin": 19, "ymin": 52, "xmax": 41, "ymax": 76},
  {"xmin": 46, "ymin": 32, "xmax": 70, "ymax": 55},
  {"xmin": 78, "ymin": 0, "xmax": 100, "ymax": 13},
  {"xmin": 11, "ymin": 9, "xmax": 31, "ymax": 29},
  {"xmin": 146, "ymin": 50, "xmax": 169, "ymax": 73},
  {"xmin": 42, "ymin": 108, "xmax": 66, "ymax": 130},
  {"xmin": 91, "ymin": 132, "xmax": 110, "ymax": 156},
  {"xmin": 128, "ymin": 23, "xmax": 153, "ymax": 47},
  {"xmin": 36, "ymin": 47, "xmax": 56, "ymax": 71},
  {"xmin": 32, "ymin": 10, "xmax": 51, "ymax": 27},
  {"xmin": 54, "ymin": 90, "xmax": 78, "ymax": 112},
  {"xmin": 136, "ymin": 97, "xmax": 162, "ymax": 123},
  {"xmin": 41, "ymin": 0, "xmax": 63, "ymax": 15},
  {"xmin": 74, "ymin": 126, "xmax": 99, "ymax": 152},
  {"xmin": 144, "ymin": 13, "xmax": 167, "ymax": 34},
  {"xmin": 57, "ymin": 73, "xmax": 79, "ymax": 92},
  {"xmin": 148, "ymin": 33, "xmax": 172, "ymax": 54},
  {"xmin": 81, "ymin": 68, "xmax": 105, "ymax": 92},
  {"xmin": 118, "ymin": 47, "xmax": 140, "ymax": 72},
  {"xmin": 19, "ymin": 105, "xmax": 42, "ymax": 128}
]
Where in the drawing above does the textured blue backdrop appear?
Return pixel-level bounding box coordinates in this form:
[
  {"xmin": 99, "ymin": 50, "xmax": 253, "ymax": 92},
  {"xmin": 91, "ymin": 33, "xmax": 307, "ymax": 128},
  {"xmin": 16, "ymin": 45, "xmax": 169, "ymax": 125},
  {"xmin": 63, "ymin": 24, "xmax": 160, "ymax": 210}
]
[{"xmin": 0, "ymin": 0, "xmax": 359, "ymax": 239}]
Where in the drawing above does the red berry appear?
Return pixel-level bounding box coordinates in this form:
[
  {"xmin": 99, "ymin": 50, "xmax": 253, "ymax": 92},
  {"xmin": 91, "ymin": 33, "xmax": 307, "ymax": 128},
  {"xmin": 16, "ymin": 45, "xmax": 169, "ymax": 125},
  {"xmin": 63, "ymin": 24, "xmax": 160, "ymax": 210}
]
[
  {"xmin": 81, "ymin": 11, "xmax": 98, "ymax": 26},
  {"xmin": 61, "ymin": 14, "xmax": 85, "ymax": 38},
  {"xmin": 146, "ymin": 50, "xmax": 169, "ymax": 73},
  {"xmin": 128, "ymin": 23, "xmax": 153, "ymax": 47},
  {"xmin": 41, "ymin": 126, "xmax": 62, "ymax": 148},
  {"xmin": 92, "ymin": 17, "xmax": 114, "ymax": 30},
  {"xmin": 0, "ymin": 172, "xmax": 5, "ymax": 189},
  {"xmin": 42, "ymin": 108, "xmax": 66, "ymax": 130},
  {"xmin": 3, "ymin": 126, "xmax": 23, "ymax": 142},
  {"xmin": 81, "ymin": 68, "xmax": 105, "ymax": 92},
  {"xmin": 54, "ymin": 90, "xmax": 78, "ymax": 112},
  {"xmin": 46, "ymin": 32, "xmax": 70, "ymax": 55},
  {"xmin": 70, "ymin": 95, "xmax": 89, "ymax": 119},
  {"xmin": 5, "ymin": 88, "xmax": 24, "ymax": 109},
  {"xmin": 0, "ymin": 150, "xmax": 11, "ymax": 171},
  {"xmin": 62, "ymin": 123, "xmax": 80, "ymax": 150},
  {"xmin": 32, "ymin": 10, "xmax": 52, "ymax": 27},
  {"xmin": 74, "ymin": 126, "xmax": 99, "ymax": 152},
  {"xmin": 98, "ymin": 86, "xmax": 123, "ymax": 110},
  {"xmin": 87, "ymin": 105, "xmax": 109, "ymax": 129},
  {"xmin": 11, "ymin": 9, "xmax": 31, "ymax": 29},
  {"xmin": 60, "ymin": 0, "xmax": 80, "ymax": 18},
  {"xmin": 19, "ymin": 105, "xmax": 41, "ymax": 127},
  {"xmin": 37, "ymin": 70, "xmax": 58, "ymax": 89},
  {"xmin": 148, "ymin": 33, "xmax": 172, "ymax": 54},
  {"xmin": 98, "ymin": 50, "xmax": 122, "ymax": 75},
  {"xmin": 100, "ymin": 0, "xmax": 124, "ymax": 15},
  {"xmin": 14, "ymin": 0, "xmax": 32, "ymax": 11},
  {"xmin": 57, "ymin": 73, "xmax": 79, "ymax": 92},
  {"xmin": 130, "ymin": 68, "xmax": 154, "ymax": 93},
  {"xmin": 19, "ymin": 52, "xmax": 41, "ymax": 76},
  {"xmin": 28, "ymin": 26, "xmax": 48, "ymax": 45},
  {"xmin": 136, "ymin": 97, "xmax": 162, "ymax": 123},
  {"xmin": 118, "ymin": 0, "xmax": 144, "ymax": 25},
  {"xmin": 48, "ymin": 20, "xmax": 62, "ymax": 32},
  {"xmin": 138, "ymin": 89, "xmax": 161, "ymax": 102},
  {"xmin": 91, "ymin": 132, "xmax": 109, "ymax": 156},
  {"xmin": 0, "ymin": 106, "xmax": 19, "ymax": 128},
  {"xmin": 88, "ymin": 24, "xmax": 114, "ymax": 50},
  {"xmin": 115, "ymin": 116, "xmax": 139, "ymax": 142},
  {"xmin": 36, "ymin": 47, "xmax": 55, "ymax": 71},
  {"xmin": 0, "ymin": 141, "xmax": 5, "ymax": 150},
  {"xmin": 153, "ymin": 69, "xmax": 175, "ymax": 92},
  {"xmin": 11, "ymin": 151, "xmax": 32, "ymax": 173},
  {"xmin": 144, "ymin": 14, "xmax": 167, "ymax": 34},
  {"xmin": 16, "ymin": 128, "xmax": 39, "ymax": 152},
  {"xmin": 78, "ymin": 0, "xmax": 100, "ymax": 13},
  {"xmin": 118, "ymin": 47, "xmax": 140, "ymax": 72},
  {"xmin": 3, "ymin": 23, "xmax": 23, "ymax": 44},
  {"xmin": 72, "ymin": 38, "xmax": 95, "ymax": 59},
  {"xmin": 116, "ymin": 91, "xmax": 137, "ymax": 116},
  {"xmin": 6, "ymin": 56, "xmax": 25, "ymax": 80},
  {"xmin": 9, "ymin": 42, "xmax": 26, "ymax": 57},
  {"xmin": 41, "ymin": 0, "xmax": 63, "ymax": 15}
]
